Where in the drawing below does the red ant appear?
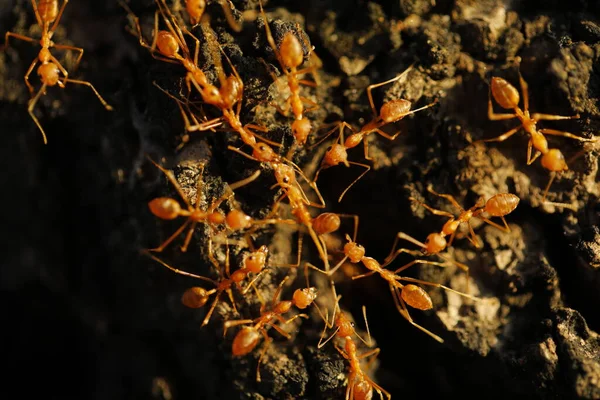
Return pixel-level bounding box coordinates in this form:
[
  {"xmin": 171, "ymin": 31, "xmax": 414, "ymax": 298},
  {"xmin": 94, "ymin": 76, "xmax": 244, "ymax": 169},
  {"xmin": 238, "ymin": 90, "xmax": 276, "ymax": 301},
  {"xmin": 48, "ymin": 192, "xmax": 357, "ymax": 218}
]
[
  {"xmin": 3, "ymin": 0, "xmax": 113, "ymax": 144},
  {"xmin": 147, "ymin": 156, "xmax": 294, "ymax": 253},
  {"xmin": 143, "ymin": 242, "xmax": 265, "ymax": 327},
  {"xmin": 317, "ymin": 296, "xmax": 390, "ymax": 400},
  {"xmin": 383, "ymin": 187, "xmax": 520, "ymax": 289},
  {"xmin": 312, "ymin": 64, "xmax": 437, "ymax": 158},
  {"xmin": 258, "ymin": 0, "xmax": 319, "ymax": 146},
  {"xmin": 127, "ymin": 0, "xmax": 273, "ymax": 147},
  {"xmin": 173, "ymin": 0, "xmax": 242, "ymax": 32},
  {"xmin": 476, "ymin": 57, "xmax": 596, "ymax": 200},
  {"xmin": 223, "ymin": 275, "xmax": 317, "ymax": 381}
]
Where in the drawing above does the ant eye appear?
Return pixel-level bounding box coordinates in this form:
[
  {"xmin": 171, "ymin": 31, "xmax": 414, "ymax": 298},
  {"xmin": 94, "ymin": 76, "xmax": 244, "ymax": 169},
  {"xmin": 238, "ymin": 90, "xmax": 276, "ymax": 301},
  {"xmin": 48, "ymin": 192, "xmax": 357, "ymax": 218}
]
[
  {"xmin": 283, "ymin": 177, "xmax": 290, "ymax": 183},
  {"xmin": 350, "ymin": 322, "xmax": 355, "ymax": 327},
  {"xmin": 249, "ymin": 256, "xmax": 255, "ymax": 261}
]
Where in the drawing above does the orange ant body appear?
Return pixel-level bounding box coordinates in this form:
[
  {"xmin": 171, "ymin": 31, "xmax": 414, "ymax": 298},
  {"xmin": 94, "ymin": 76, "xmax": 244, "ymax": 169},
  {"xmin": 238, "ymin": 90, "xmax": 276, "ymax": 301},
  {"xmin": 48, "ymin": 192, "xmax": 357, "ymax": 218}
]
[
  {"xmin": 312, "ymin": 65, "xmax": 436, "ymax": 200},
  {"xmin": 311, "ymin": 233, "xmax": 477, "ymax": 342},
  {"xmin": 3, "ymin": 0, "xmax": 113, "ymax": 144},
  {"xmin": 176, "ymin": 0, "xmax": 242, "ymax": 32},
  {"xmin": 224, "ymin": 276, "xmax": 317, "ymax": 381},
  {"xmin": 477, "ymin": 59, "xmax": 596, "ymax": 200},
  {"xmin": 259, "ymin": 0, "xmax": 318, "ymax": 146},
  {"xmin": 384, "ymin": 188, "xmax": 520, "ymax": 282},
  {"xmin": 130, "ymin": 0, "xmax": 267, "ymax": 147},
  {"xmin": 147, "ymin": 157, "xmax": 293, "ymax": 253},
  {"xmin": 317, "ymin": 301, "xmax": 389, "ymax": 400},
  {"xmin": 144, "ymin": 244, "xmax": 266, "ymax": 327}
]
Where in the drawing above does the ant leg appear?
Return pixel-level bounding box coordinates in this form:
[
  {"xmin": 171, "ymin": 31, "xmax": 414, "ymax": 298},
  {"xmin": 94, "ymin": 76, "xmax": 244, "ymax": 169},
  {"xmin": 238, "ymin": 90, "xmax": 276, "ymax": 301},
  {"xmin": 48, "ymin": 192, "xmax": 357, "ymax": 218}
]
[
  {"xmin": 390, "ymin": 285, "xmax": 443, "ymax": 343},
  {"xmin": 409, "ymin": 197, "xmax": 455, "ymax": 218},
  {"xmin": 222, "ymin": 318, "xmax": 254, "ymax": 337},
  {"xmin": 338, "ymin": 161, "xmax": 371, "ymax": 202},
  {"xmin": 367, "ymin": 64, "xmax": 414, "ymax": 116},
  {"xmin": 532, "ymin": 113, "xmax": 580, "ymax": 121},
  {"xmin": 477, "ymin": 215, "xmax": 510, "ymax": 232},
  {"xmin": 351, "ymin": 270, "xmax": 377, "ymax": 280},
  {"xmin": 487, "ymin": 87, "xmax": 518, "ymax": 121},
  {"xmin": 308, "ymin": 121, "xmax": 350, "ymax": 150},
  {"xmin": 259, "ymin": 0, "xmax": 285, "ymax": 70},
  {"xmin": 147, "ymin": 156, "xmax": 193, "ymax": 209},
  {"xmin": 269, "ymin": 233, "xmax": 303, "ymax": 269},
  {"xmin": 27, "ymin": 83, "xmax": 49, "ymax": 144},
  {"xmin": 180, "ymin": 221, "xmax": 198, "ymax": 252},
  {"xmin": 300, "ymin": 96, "xmax": 319, "ymax": 112},
  {"xmin": 271, "ymin": 276, "xmax": 290, "ymax": 304},
  {"xmin": 147, "ymin": 219, "xmax": 191, "ymax": 253},
  {"xmin": 425, "ymin": 185, "xmax": 464, "ymax": 211},
  {"xmin": 256, "ymin": 334, "xmax": 273, "ymax": 382},
  {"xmin": 3, "ymin": 31, "xmax": 36, "ymax": 51},
  {"xmin": 517, "ymin": 68, "xmax": 529, "ymax": 112},
  {"xmin": 243, "ymin": 124, "xmax": 283, "ymax": 147},
  {"xmin": 201, "ymin": 291, "xmax": 222, "ymax": 327},
  {"xmin": 142, "ymin": 251, "xmax": 217, "ymax": 284},
  {"xmin": 541, "ymin": 172, "xmax": 557, "ymax": 202},
  {"xmin": 29, "ymin": 0, "xmax": 43, "ymax": 27},
  {"xmin": 277, "ymin": 313, "xmax": 309, "ymax": 327},
  {"xmin": 398, "ymin": 276, "xmax": 479, "ymax": 302},
  {"xmin": 383, "ymin": 232, "xmax": 425, "ymax": 265},
  {"xmin": 526, "ymin": 139, "xmax": 542, "ymax": 165},
  {"xmin": 218, "ymin": 0, "xmax": 242, "ymax": 32},
  {"xmin": 53, "ymin": 44, "xmax": 84, "ymax": 71},
  {"xmin": 477, "ymin": 125, "xmax": 521, "ymax": 143},
  {"xmin": 390, "ymin": 258, "xmax": 450, "ymax": 275},
  {"xmin": 24, "ymin": 58, "xmax": 38, "ymax": 96},
  {"xmin": 63, "ymin": 78, "xmax": 113, "ymax": 110},
  {"xmin": 538, "ymin": 128, "xmax": 596, "ymax": 142},
  {"xmin": 49, "ymin": 0, "xmax": 69, "ymax": 33},
  {"xmin": 270, "ymin": 322, "xmax": 293, "ymax": 339},
  {"xmin": 465, "ymin": 221, "xmax": 481, "ymax": 248},
  {"xmin": 229, "ymin": 169, "xmax": 262, "ymax": 191}
]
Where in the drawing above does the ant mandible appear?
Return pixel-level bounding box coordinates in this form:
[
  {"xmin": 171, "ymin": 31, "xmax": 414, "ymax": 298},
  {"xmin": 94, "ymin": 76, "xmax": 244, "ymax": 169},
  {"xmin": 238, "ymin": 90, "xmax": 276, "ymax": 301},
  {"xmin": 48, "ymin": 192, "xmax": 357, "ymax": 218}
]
[
  {"xmin": 3, "ymin": 0, "xmax": 113, "ymax": 144},
  {"xmin": 223, "ymin": 275, "xmax": 317, "ymax": 381},
  {"xmin": 476, "ymin": 57, "xmax": 596, "ymax": 200}
]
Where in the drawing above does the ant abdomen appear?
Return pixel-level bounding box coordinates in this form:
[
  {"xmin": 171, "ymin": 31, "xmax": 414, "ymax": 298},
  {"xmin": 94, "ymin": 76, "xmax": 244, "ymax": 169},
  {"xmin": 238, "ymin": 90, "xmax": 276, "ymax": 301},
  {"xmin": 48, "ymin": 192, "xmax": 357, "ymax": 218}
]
[
  {"xmin": 401, "ymin": 284, "xmax": 433, "ymax": 310},
  {"xmin": 313, "ymin": 213, "xmax": 341, "ymax": 235},
  {"xmin": 181, "ymin": 287, "xmax": 210, "ymax": 308},
  {"xmin": 156, "ymin": 31, "xmax": 180, "ymax": 58},
  {"xmin": 149, "ymin": 198, "xmax": 182, "ymax": 220},
  {"xmin": 491, "ymin": 77, "xmax": 520, "ymax": 109},
  {"xmin": 232, "ymin": 327, "xmax": 262, "ymax": 356},
  {"xmin": 38, "ymin": 0, "xmax": 59, "ymax": 23},
  {"xmin": 485, "ymin": 193, "xmax": 520, "ymax": 217},
  {"xmin": 541, "ymin": 149, "xmax": 568, "ymax": 172},
  {"xmin": 280, "ymin": 33, "xmax": 304, "ymax": 69},
  {"xmin": 380, "ymin": 99, "xmax": 412, "ymax": 123}
]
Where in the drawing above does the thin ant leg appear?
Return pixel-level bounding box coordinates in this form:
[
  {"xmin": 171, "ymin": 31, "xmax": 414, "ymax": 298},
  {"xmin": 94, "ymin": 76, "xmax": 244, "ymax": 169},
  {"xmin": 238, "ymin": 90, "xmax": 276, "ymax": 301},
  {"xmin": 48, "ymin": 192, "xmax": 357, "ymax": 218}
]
[
  {"xmin": 256, "ymin": 333, "xmax": 272, "ymax": 382},
  {"xmin": 538, "ymin": 128, "xmax": 595, "ymax": 142},
  {"xmin": 366, "ymin": 64, "xmax": 414, "ymax": 116},
  {"xmin": 542, "ymin": 172, "xmax": 558, "ymax": 202},
  {"xmin": 53, "ymin": 44, "xmax": 84, "ymax": 70},
  {"xmin": 526, "ymin": 139, "xmax": 542, "ymax": 165},
  {"xmin": 517, "ymin": 68, "xmax": 529, "ymax": 112},
  {"xmin": 397, "ymin": 276, "xmax": 479, "ymax": 302},
  {"xmin": 309, "ymin": 121, "xmax": 353, "ymax": 151},
  {"xmin": 477, "ymin": 125, "xmax": 521, "ymax": 143},
  {"xmin": 383, "ymin": 231, "xmax": 426, "ymax": 265},
  {"xmin": 477, "ymin": 215, "xmax": 510, "ymax": 232},
  {"xmin": 338, "ymin": 161, "xmax": 371, "ymax": 202},
  {"xmin": 28, "ymin": 83, "xmax": 49, "ymax": 144},
  {"xmin": 147, "ymin": 156, "xmax": 193, "ymax": 208},
  {"xmin": 148, "ymin": 219, "xmax": 192, "ymax": 252},
  {"xmin": 218, "ymin": 0, "xmax": 242, "ymax": 32},
  {"xmin": 142, "ymin": 251, "xmax": 218, "ymax": 285},
  {"xmin": 49, "ymin": 0, "xmax": 69, "ymax": 33},
  {"xmin": 23, "ymin": 58, "xmax": 38, "ymax": 95},
  {"xmin": 351, "ymin": 270, "xmax": 377, "ymax": 280},
  {"xmin": 3, "ymin": 32, "xmax": 36, "ymax": 50},
  {"xmin": 425, "ymin": 186, "xmax": 464, "ymax": 211},
  {"xmin": 180, "ymin": 221, "xmax": 199, "ymax": 252},
  {"xmin": 63, "ymin": 78, "xmax": 113, "ymax": 110},
  {"xmin": 222, "ymin": 318, "xmax": 254, "ymax": 337},
  {"xmin": 409, "ymin": 197, "xmax": 455, "ymax": 218},
  {"xmin": 532, "ymin": 113, "xmax": 580, "ymax": 121}
]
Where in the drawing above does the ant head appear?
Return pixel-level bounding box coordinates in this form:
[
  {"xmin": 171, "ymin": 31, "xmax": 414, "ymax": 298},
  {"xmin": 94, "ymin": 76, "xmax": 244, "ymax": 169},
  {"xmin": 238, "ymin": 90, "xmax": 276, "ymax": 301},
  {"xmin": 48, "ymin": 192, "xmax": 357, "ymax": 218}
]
[
  {"xmin": 541, "ymin": 149, "xmax": 568, "ymax": 172},
  {"xmin": 156, "ymin": 31, "xmax": 180, "ymax": 58},
  {"xmin": 323, "ymin": 143, "xmax": 348, "ymax": 168},
  {"xmin": 252, "ymin": 142, "xmax": 277, "ymax": 162},
  {"xmin": 244, "ymin": 246, "xmax": 268, "ymax": 273},
  {"xmin": 380, "ymin": 98, "xmax": 412, "ymax": 123},
  {"xmin": 38, "ymin": 62, "xmax": 60, "ymax": 86},
  {"xmin": 181, "ymin": 287, "xmax": 210, "ymax": 308},
  {"xmin": 401, "ymin": 284, "xmax": 433, "ymax": 310},
  {"xmin": 336, "ymin": 312, "xmax": 355, "ymax": 337},
  {"xmin": 293, "ymin": 287, "xmax": 318, "ymax": 309},
  {"xmin": 344, "ymin": 241, "xmax": 365, "ymax": 263},
  {"xmin": 202, "ymin": 85, "xmax": 222, "ymax": 107},
  {"xmin": 148, "ymin": 197, "xmax": 181, "ymax": 220},
  {"xmin": 273, "ymin": 164, "xmax": 296, "ymax": 187},
  {"xmin": 292, "ymin": 118, "xmax": 312, "ymax": 145},
  {"xmin": 185, "ymin": 0, "xmax": 206, "ymax": 25},
  {"xmin": 280, "ymin": 32, "xmax": 304, "ymax": 69},
  {"xmin": 491, "ymin": 77, "xmax": 520, "ymax": 110},
  {"xmin": 424, "ymin": 233, "xmax": 446, "ymax": 254}
]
